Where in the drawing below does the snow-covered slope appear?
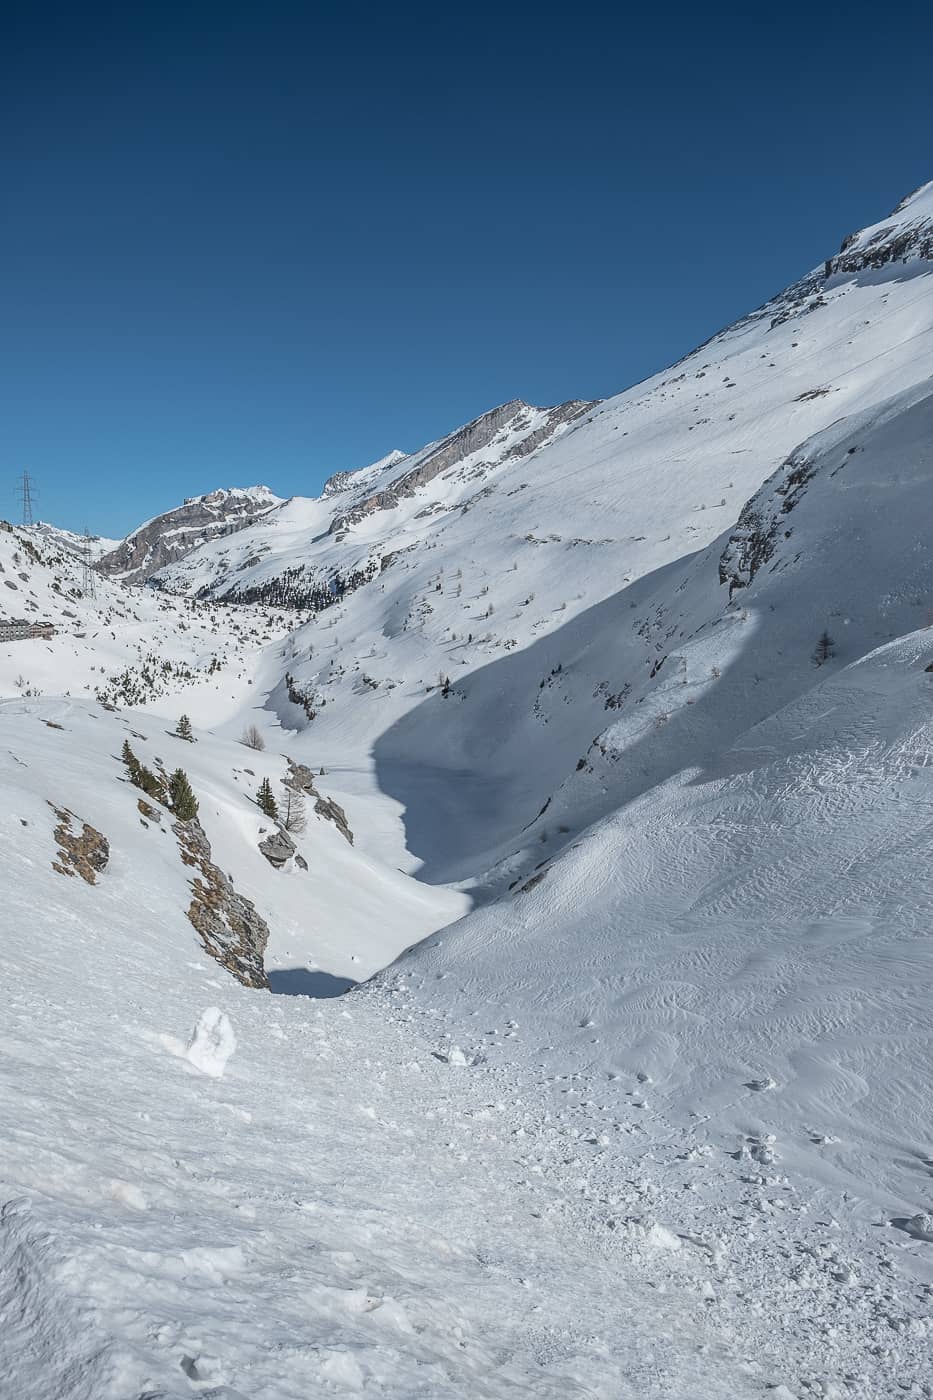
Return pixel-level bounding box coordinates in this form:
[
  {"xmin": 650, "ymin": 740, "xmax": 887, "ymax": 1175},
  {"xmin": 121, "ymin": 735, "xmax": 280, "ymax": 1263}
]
[
  {"xmin": 154, "ymin": 186, "xmax": 933, "ymax": 749},
  {"xmin": 97, "ymin": 485, "xmax": 283, "ymax": 583},
  {"xmin": 3, "ymin": 184, "xmax": 933, "ymax": 1399},
  {"xmin": 34, "ymin": 521, "xmax": 120, "ymax": 561},
  {"xmin": 3, "ymin": 683, "xmax": 931, "ymax": 1400},
  {"xmin": 383, "ymin": 380, "xmax": 933, "ymax": 1199},
  {"xmin": 0, "ymin": 517, "xmax": 296, "ymax": 711}
]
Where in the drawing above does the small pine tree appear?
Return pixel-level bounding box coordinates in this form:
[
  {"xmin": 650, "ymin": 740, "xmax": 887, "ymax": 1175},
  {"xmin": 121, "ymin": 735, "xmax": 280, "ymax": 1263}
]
[
  {"xmin": 256, "ymin": 776, "xmax": 279, "ymax": 820},
  {"xmin": 141, "ymin": 764, "xmax": 164, "ymax": 801},
  {"xmin": 176, "ymin": 714, "xmax": 194, "ymax": 741},
  {"xmin": 169, "ymin": 768, "xmax": 199, "ymax": 821},
  {"xmin": 123, "ymin": 739, "xmax": 162, "ymax": 801},
  {"xmin": 122, "ymin": 739, "xmax": 142, "ymax": 786},
  {"xmin": 813, "ymin": 629, "xmax": 835, "ymax": 666}
]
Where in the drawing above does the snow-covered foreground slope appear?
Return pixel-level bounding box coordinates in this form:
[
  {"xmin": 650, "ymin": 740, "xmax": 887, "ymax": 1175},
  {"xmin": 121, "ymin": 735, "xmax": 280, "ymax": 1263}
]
[
  {"xmin": 2, "ymin": 700, "xmax": 931, "ymax": 1399},
  {"xmin": 387, "ymin": 628, "xmax": 933, "ymax": 1203}
]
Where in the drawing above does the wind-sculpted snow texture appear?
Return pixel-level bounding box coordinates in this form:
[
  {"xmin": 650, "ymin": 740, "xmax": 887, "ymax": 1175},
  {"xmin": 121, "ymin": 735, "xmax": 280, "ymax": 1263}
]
[{"xmin": 2, "ymin": 183, "xmax": 933, "ymax": 1397}]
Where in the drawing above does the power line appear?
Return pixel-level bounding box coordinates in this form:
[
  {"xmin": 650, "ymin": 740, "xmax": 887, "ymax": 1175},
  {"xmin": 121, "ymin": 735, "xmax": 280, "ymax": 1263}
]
[
  {"xmin": 17, "ymin": 471, "xmax": 37, "ymax": 526},
  {"xmin": 81, "ymin": 526, "xmax": 97, "ymax": 599}
]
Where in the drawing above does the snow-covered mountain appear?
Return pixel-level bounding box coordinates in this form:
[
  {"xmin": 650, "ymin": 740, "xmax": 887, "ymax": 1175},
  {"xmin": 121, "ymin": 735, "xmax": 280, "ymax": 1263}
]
[
  {"xmin": 152, "ymin": 180, "xmax": 933, "ymax": 898},
  {"xmin": 3, "ymin": 182, "xmax": 933, "ymax": 1399},
  {"xmin": 33, "ymin": 521, "xmax": 121, "ymax": 561},
  {"xmin": 97, "ymin": 484, "xmax": 284, "ymax": 583}
]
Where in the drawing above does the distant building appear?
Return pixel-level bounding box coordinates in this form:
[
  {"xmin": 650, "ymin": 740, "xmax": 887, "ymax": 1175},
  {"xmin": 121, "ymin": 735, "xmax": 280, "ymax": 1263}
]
[{"xmin": 0, "ymin": 620, "xmax": 55, "ymax": 643}]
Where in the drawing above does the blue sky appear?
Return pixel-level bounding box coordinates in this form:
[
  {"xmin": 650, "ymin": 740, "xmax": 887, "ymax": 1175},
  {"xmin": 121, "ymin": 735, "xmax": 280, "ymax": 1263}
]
[{"xmin": 2, "ymin": 0, "xmax": 932, "ymax": 537}]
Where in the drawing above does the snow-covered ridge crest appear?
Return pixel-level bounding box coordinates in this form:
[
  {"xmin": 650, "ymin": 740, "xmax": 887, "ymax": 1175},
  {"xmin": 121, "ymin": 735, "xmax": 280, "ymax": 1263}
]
[
  {"xmin": 328, "ymin": 398, "xmax": 595, "ymax": 534},
  {"xmin": 322, "ymin": 450, "xmax": 408, "ymax": 498},
  {"xmin": 33, "ymin": 521, "xmax": 120, "ymax": 562}
]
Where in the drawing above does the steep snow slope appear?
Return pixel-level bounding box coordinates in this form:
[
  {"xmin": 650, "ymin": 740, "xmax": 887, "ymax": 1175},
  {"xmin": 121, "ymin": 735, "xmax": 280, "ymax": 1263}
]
[
  {"xmin": 143, "ymin": 185, "xmax": 933, "ymax": 906},
  {"xmin": 153, "ymin": 187, "xmax": 933, "ymax": 785},
  {"xmin": 0, "ymin": 697, "xmax": 462, "ymax": 989},
  {"xmin": 341, "ymin": 375, "xmax": 933, "ymax": 1395},
  {"xmin": 97, "ymin": 485, "xmax": 283, "ymax": 583}
]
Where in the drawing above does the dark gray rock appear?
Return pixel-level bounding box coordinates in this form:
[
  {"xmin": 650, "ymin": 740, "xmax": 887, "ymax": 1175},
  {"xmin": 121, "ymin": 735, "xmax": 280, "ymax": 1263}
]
[
  {"xmin": 719, "ymin": 450, "xmax": 817, "ymax": 596},
  {"xmin": 285, "ymin": 760, "xmax": 354, "ymax": 845},
  {"xmin": 258, "ymin": 829, "xmax": 297, "ymax": 868}
]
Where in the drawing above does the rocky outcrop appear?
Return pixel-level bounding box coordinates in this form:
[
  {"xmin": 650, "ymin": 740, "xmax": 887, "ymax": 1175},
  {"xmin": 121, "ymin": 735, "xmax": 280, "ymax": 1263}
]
[
  {"xmin": 329, "ymin": 401, "xmax": 594, "ymax": 534},
  {"xmin": 824, "ymin": 218, "xmax": 933, "ymax": 280},
  {"xmin": 313, "ymin": 794, "xmax": 353, "ymax": 846},
  {"xmin": 98, "ymin": 487, "xmax": 282, "ymax": 585},
  {"xmin": 175, "ymin": 818, "xmax": 269, "ymax": 989},
  {"xmin": 719, "ymin": 450, "xmax": 818, "ymax": 596},
  {"xmin": 49, "ymin": 804, "xmax": 110, "ymax": 884},
  {"xmin": 286, "ymin": 760, "xmax": 354, "ymax": 845},
  {"xmin": 258, "ymin": 829, "xmax": 297, "ymax": 868}
]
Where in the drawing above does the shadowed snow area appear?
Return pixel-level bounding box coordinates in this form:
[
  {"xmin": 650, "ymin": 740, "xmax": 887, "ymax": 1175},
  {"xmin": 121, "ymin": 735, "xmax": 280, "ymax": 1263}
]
[{"xmin": 267, "ymin": 967, "xmax": 357, "ymax": 997}]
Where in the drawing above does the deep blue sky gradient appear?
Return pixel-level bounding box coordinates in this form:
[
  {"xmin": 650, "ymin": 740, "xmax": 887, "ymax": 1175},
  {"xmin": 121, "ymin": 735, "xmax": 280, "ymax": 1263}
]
[{"xmin": 2, "ymin": 0, "xmax": 932, "ymax": 535}]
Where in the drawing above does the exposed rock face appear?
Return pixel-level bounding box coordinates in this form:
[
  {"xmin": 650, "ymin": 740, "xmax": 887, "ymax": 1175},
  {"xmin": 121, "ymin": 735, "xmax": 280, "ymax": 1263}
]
[
  {"xmin": 49, "ymin": 804, "xmax": 110, "ymax": 884},
  {"xmin": 313, "ymin": 794, "xmax": 354, "ymax": 846},
  {"xmin": 258, "ymin": 829, "xmax": 297, "ymax": 868},
  {"xmin": 175, "ymin": 818, "xmax": 269, "ymax": 989},
  {"xmin": 98, "ymin": 487, "xmax": 282, "ymax": 584},
  {"xmin": 713, "ymin": 185, "xmax": 933, "ymax": 340},
  {"xmin": 321, "ymin": 470, "xmax": 354, "ymax": 497},
  {"xmin": 719, "ymin": 449, "xmax": 818, "ymax": 595},
  {"xmin": 329, "ymin": 401, "xmax": 594, "ymax": 534},
  {"xmin": 285, "ymin": 760, "xmax": 354, "ymax": 845},
  {"xmin": 825, "ymin": 217, "xmax": 933, "ymax": 280}
]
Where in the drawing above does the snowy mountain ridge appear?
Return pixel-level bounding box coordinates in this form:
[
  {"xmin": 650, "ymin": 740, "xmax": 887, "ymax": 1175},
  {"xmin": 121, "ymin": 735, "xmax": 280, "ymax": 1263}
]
[
  {"xmin": 97, "ymin": 484, "xmax": 285, "ymax": 584},
  {"xmin": 33, "ymin": 521, "xmax": 121, "ymax": 562}
]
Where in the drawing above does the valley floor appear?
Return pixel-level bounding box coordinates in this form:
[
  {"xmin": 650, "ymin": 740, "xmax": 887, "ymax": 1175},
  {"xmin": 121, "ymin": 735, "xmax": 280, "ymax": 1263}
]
[{"xmin": 3, "ymin": 923, "xmax": 931, "ymax": 1400}]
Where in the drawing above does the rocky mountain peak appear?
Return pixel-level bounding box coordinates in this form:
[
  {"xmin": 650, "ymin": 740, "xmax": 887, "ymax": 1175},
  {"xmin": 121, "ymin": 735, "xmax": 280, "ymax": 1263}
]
[{"xmin": 97, "ymin": 485, "xmax": 283, "ymax": 584}]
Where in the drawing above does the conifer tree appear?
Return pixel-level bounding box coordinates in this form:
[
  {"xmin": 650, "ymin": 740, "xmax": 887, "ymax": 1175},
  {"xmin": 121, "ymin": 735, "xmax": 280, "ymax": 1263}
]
[
  {"xmin": 122, "ymin": 739, "xmax": 162, "ymax": 800},
  {"xmin": 169, "ymin": 768, "xmax": 199, "ymax": 821},
  {"xmin": 256, "ymin": 777, "xmax": 279, "ymax": 820},
  {"xmin": 813, "ymin": 629, "xmax": 835, "ymax": 666},
  {"xmin": 176, "ymin": 714, "xmax": 194, "ymax": 741},
  {"xmin": 122, "ymin": 739, "xmax": 142, "ymax": 786}
]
